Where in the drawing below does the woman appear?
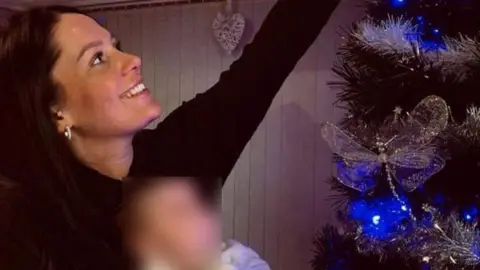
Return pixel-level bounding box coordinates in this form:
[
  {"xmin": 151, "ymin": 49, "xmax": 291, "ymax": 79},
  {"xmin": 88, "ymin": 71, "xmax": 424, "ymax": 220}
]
[{"xmin": 0, "ymin": 0, "xmax": 339, "ymax": 269}]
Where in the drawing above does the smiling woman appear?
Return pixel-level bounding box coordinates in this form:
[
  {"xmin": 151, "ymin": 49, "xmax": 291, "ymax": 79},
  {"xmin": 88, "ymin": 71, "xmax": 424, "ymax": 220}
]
[
  {"xmin": 51, "ymin": 12, "xmax": 162, "ymax": 170},
  {"xmin": 0, "ymin": 1, "xmax": 339, "ymax": 269}
]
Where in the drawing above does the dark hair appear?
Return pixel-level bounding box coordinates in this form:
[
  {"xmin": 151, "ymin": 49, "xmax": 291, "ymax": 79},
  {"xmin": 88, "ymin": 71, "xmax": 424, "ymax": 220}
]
[
  {"xmin": 0, "ymin": 4, "xmax": 88, "ymax": 227},
  {"xmin": 0, "ymin": 6, "xmax": 115, "ymax": 269}
]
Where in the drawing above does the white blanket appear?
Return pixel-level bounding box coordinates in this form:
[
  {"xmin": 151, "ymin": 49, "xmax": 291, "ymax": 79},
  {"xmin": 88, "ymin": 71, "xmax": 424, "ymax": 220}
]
[
  {"xmin": 142, "ymin": 240, "xmax": 270, "ymax": 270},
  {"xmin": 220, "ymin": 240, "xmax": 270, "ymax": 270}
]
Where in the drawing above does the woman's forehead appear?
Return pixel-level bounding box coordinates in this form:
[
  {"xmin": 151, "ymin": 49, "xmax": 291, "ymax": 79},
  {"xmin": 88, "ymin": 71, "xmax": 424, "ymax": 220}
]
[{"xmin": 53, "ymin": 13, "xmax": 111, "ymax": 58}]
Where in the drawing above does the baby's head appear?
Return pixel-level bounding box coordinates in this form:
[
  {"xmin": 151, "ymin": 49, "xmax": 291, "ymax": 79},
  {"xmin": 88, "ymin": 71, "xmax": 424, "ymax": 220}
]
[{"xmin": 120, "ymin": 176, "xmax": 222, "ymax": 269}]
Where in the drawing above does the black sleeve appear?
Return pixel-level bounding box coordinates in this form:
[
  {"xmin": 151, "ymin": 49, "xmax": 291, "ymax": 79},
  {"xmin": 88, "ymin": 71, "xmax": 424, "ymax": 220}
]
[{"xmin": 131, "ymin": 0, "xmax": 340, "ymax": 185}]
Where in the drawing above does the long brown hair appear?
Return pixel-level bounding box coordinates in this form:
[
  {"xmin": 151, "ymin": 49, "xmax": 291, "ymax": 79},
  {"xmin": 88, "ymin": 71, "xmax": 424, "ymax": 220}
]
[{"xmin": 0, "ymin": 6, "xmax": 119, "ymax": 269}]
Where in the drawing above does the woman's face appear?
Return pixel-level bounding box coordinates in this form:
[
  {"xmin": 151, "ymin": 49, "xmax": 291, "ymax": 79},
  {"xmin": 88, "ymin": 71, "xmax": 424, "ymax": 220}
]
[{"xmin": 51, "ymin": 13, "xmax": 161, "ymax": 138}]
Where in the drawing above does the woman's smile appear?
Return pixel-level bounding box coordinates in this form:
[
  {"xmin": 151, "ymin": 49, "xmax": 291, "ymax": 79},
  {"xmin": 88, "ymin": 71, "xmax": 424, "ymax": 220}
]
[{"xmin": 120, "ymin": 82, "xmax": 150, "ymax": 99}]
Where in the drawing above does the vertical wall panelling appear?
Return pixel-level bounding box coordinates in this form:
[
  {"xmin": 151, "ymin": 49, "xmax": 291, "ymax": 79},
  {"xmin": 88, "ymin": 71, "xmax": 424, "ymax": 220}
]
[
  {"xmin": 180, "ymin": 5, "xmax": 195, "ymax": 105},
  {"xmin": 218, "ymin": 5, "xmax": 237, "ymax": 242},
  {"xmin": 278, "ymin": 67, "xmax": 297, "ymax": 270},
  {"xmin": 261, "ymin": 0, "xmax": 281, "ymax": 267},
  {"xmin": 247, "ymin": 0, "xmax": 271, "ymax": 259},
  {"xmin": 192, "ymin": 4, "xmax": 210, "ymax": 94},
  {"xmin": 141, "ymin": 8, "xmax": 156, "ymax": 129},
  {"xmin": 312, "ymin": 0, "xmax": 364, "ymax": 231},
  {"xmin": 154, "ymin": 7, "xmax": 168, "ymax": 123},
  {"xmin": 287, "ymin": 32, "xmax": 319, "ymax": 270},
  {"xmin": 130, "ymin": 9, "xmax": 142, "ymax": 84},
  {"xmin": 117, "ymin": 11, "xmax": 132, "ymax": 57},
  {"xmin": 314, "ymin": 34, "xmax": 341, "ymax": 232},
  {"xmin": 314, "ymin": 71, "xmax": 337, "ymax": 227},
  {"xmin": 193, "ymin": 4, "xmax": 209, "ymax": 96},
  {"xmin": 91, "ymin": 1, "xmax": 361, "ymax": 268},
  {"xmin": 205, "ymin": 3, "xmax": 222, "ymax": 90},
  {"xmin": 276, "ymin": 19, "xmax": 319, "ymax": 270},
  {"xmin": 165, "ymin": 6, "xmax": 181, "ymax": 116},
  {"xmin": 231, "ymin": 0, "xmax": 253, "ymax": 247}
]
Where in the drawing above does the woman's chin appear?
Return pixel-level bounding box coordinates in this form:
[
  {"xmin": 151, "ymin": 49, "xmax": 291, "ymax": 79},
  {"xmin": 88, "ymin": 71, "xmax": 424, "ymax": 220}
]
[
  {"xmin": 142, "ymin": 107, "xmax": 162, "ymax": 128},
  {"xmin": 143, "ymin": 100, "xmax": 161, "ymax": 117},
  {"xmin": 127, "ymin": 103, "xmax": 161, "ymax": 132},
  {"xmin": 149, "ymin": 101, "xmax": 162, "ymax": 118}
]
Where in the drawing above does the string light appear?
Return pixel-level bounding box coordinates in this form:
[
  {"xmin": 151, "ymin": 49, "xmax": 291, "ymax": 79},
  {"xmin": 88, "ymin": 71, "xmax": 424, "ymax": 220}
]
[
  {"xmin": 392, "ymin": 0, "xmax": 407, "ymax": 8},
  {"xmin": 389, "ymin": 0, "xmax": 445, "ymax": 49}
]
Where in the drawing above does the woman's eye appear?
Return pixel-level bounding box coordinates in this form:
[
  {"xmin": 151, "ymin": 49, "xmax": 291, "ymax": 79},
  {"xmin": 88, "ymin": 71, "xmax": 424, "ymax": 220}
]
[{"xmin": 91, "ymin": 52, "xmax": 106, "ymax": 66}]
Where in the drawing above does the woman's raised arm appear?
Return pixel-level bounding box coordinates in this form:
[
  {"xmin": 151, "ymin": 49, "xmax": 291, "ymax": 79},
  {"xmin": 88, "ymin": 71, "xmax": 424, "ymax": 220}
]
[{"xmin": 132, "ymin": 0, "xmax": 340, "ymax": 185}]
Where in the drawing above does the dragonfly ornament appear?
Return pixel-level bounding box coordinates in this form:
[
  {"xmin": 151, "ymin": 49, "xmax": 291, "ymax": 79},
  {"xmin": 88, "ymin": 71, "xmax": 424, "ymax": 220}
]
[{"xmin": 321, "ymin": 96, "xmax": 449, "ymax": 218}]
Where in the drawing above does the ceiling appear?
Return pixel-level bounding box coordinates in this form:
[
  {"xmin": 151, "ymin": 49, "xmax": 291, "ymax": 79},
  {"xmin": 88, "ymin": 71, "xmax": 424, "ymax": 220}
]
[{"xmin": 0, "ymin": 0, "xmax": 176, "ymax": 10}]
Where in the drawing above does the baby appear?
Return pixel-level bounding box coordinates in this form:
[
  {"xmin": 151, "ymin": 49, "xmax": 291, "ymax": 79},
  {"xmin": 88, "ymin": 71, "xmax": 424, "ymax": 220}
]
[{"xmin": 120, "ymin": 176, "xmax": 270, "ymax": 270}]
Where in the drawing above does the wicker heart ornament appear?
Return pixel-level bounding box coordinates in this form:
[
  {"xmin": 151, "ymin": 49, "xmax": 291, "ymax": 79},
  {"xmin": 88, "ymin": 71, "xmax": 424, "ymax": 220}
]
[{"xmin": 212, "ymin": 12, "xmax": 245, "ymax": 54}]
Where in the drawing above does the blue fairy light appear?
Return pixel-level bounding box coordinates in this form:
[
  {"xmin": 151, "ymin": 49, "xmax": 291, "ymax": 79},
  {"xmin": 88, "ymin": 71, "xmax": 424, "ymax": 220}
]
[
  {"xmin": 406, "ymin": 15, "xmax": 446, "ymax": 51},
  {"xmin": 349, "ymin": 196, "xmax": 412, "ymax": 240},
  {"xmin": 391, "ymin": 0, "xmax": 406, "ymax": 8},
  {"xmin": 421, "ymin": 40, "xmax": 446, "ymax": 51},
  {"xmin": 461, "ymin": 206, "xmax": 478, "ymax": 223},
  {"xmin": 420, "ymin": 211, "xmax": 434, "ymax": 228},
  {"xmin": 432, "ymin": 194, "xmax": 445, "ymax": 206},
  {"xmin": 407, "ymin": 34, "xmax": 445, "ymax": 51},
  {"xmin": 372, "ymin": 215, "xmax": 381, "ymax": 225},
  {"xmin": 422, "ymin": 261, "xmax": 431, "ymax": 270}
]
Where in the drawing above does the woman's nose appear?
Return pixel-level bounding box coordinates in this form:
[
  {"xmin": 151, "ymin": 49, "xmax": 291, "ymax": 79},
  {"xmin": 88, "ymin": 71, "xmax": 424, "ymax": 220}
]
[{"xmin": 121, "ymin": 53, "xmax": 142, "ymax": 76}]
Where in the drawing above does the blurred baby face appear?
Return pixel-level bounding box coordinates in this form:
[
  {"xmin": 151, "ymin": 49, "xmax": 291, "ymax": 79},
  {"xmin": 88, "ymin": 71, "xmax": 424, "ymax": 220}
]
[{"xmin": 129, "ymin": 178, "xmax": 221, "ymax": 268}]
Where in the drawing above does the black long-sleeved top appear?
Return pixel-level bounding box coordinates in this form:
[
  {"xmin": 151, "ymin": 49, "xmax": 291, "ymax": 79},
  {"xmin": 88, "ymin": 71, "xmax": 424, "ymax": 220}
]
[{"xmin": 0, "ymin": 0, "xmax": 339, "ymax": 269}]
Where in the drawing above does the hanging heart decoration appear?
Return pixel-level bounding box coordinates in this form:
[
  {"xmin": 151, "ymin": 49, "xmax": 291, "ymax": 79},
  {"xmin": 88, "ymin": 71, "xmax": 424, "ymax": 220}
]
[{"xmin": 212, "ymin": 11, "xmax": 246, "ymax": 54}]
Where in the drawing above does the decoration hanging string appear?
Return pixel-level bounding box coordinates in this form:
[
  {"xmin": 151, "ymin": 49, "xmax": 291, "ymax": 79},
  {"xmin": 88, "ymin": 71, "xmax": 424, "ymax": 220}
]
[{"xmin": 225, "ymin": 0, "xmax": 233, "ymax": 13}]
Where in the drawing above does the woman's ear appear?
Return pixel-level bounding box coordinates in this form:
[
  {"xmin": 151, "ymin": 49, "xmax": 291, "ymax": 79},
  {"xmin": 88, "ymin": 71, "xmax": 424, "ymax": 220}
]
[{"xmin": 50, "ymin": 105, "xmax": 73, "ymax": 135}]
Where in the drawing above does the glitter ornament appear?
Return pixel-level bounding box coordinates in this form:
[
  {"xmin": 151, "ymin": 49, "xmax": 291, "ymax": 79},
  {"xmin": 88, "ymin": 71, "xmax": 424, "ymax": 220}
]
[
  {"xmin": 212, "ymin": 3, "xmax": 245, "ymax": 55},
  {"xmin": 321, "ymin": 95, "xmax": 449, "ymax": 194}
]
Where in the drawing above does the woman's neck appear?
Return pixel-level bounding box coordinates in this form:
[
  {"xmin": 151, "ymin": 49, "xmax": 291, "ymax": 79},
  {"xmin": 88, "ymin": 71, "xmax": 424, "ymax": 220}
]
[{"xmin": 71, "ymin": 136, "xmax": 133, "ymax": 180}]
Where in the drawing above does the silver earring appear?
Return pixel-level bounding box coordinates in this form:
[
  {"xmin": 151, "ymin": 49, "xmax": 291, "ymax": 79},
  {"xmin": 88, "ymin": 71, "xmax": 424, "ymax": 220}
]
[
  {"xmin": 55, "ymin": 111, "xmax": 63, "ymax": 119},
  {"xmin": 64, "ymin": 125, "xmax": 72, "ymax": 140}
]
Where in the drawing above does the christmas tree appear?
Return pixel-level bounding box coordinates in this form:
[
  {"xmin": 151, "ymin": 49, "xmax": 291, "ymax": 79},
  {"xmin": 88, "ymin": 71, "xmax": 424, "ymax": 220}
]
[{"xmin": 311, "ymin": 0, "xmax": 480, "ymax": 269}]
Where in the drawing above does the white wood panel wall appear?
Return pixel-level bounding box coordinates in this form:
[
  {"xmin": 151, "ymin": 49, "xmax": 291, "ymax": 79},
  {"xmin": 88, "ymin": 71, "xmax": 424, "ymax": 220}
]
[{"xmin": 91, "ymin": 1, "xmax": 362, "ymax": 269}]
